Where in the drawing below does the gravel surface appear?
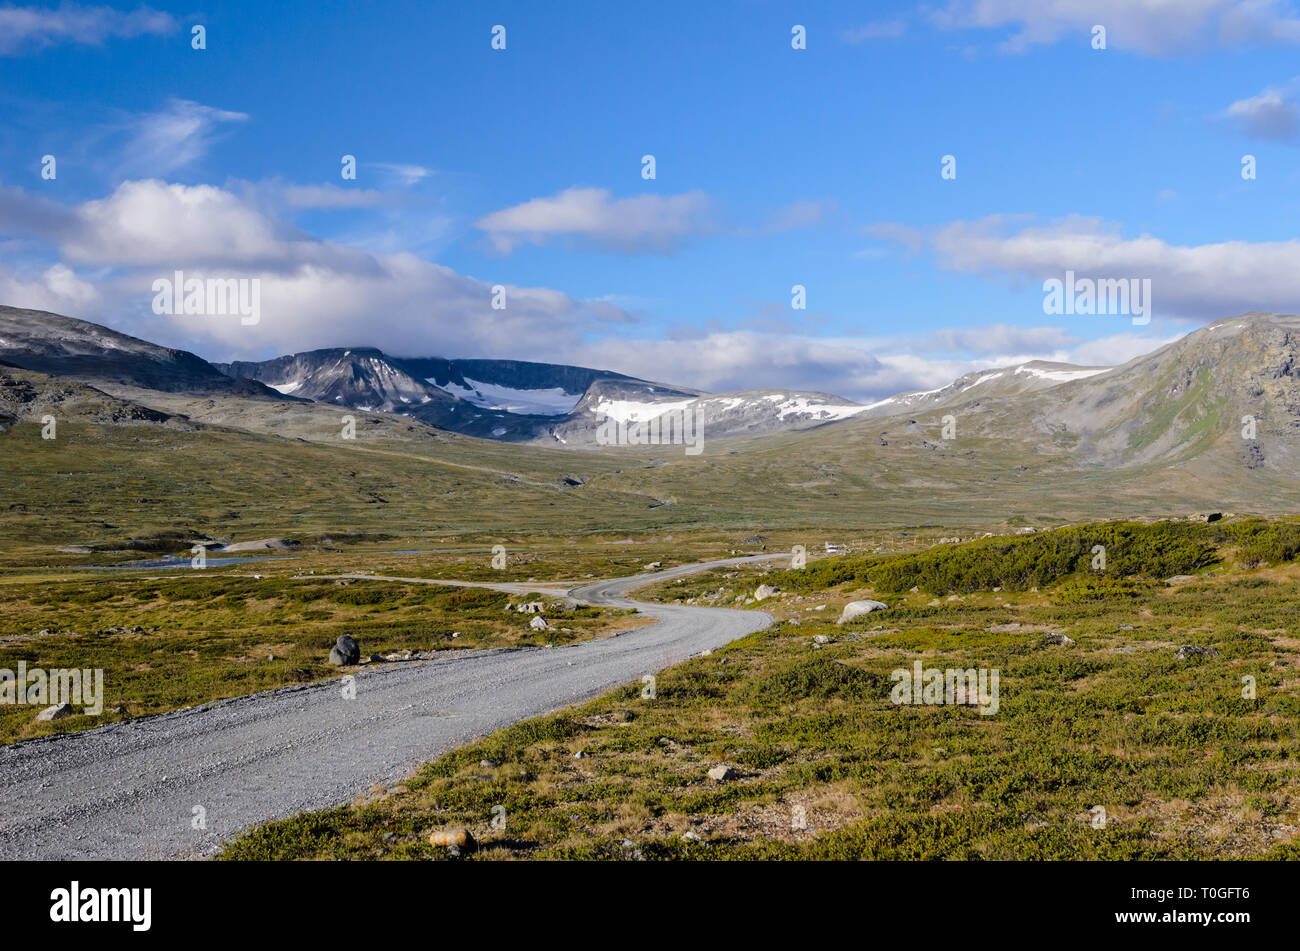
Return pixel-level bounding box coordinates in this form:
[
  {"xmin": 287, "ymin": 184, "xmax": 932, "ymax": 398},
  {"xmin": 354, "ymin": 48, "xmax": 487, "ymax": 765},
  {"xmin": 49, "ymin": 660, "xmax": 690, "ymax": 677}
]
[{"xmin": 0, "ymin": 555, "xmax": 780, "ymax": 860}]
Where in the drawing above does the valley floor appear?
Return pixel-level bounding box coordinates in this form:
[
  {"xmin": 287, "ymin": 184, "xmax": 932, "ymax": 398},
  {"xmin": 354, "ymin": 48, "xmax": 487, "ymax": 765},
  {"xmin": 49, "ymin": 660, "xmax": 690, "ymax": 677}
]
[
  {"xmin": 221, "ymin": 531, "xmax": 1300, "ymax": 861},
  {"xmin": 5, "ymin": 520, "xmax": 1299, "ymax": 860}
]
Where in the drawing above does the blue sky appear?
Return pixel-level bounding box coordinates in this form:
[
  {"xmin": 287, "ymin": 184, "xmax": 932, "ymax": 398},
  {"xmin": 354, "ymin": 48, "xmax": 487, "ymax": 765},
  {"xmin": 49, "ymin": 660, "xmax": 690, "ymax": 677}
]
[{"xmin": 5, "ymin": 0, "xmax": 1300, "ymax": 400}]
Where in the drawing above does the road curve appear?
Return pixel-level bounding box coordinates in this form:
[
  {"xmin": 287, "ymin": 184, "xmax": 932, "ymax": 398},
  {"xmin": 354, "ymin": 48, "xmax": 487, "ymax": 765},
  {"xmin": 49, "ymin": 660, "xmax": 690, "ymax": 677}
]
[{"xmin": 0, "ymin": 554, "xmax": 783, "ymax": 860}]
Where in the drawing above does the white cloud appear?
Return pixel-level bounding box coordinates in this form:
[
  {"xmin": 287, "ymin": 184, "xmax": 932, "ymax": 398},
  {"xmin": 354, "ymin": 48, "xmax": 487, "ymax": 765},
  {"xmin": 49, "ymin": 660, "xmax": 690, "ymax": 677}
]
[
  {"xmin": 475, "ymin": 186, "xmax": 714, "ymax": 254},
  {"xmin": 0, "ymin": 2, "xmax": 175, "ymax": 55},
  {"xmin": 0, "ymin": 178, "xmax": 632, "ymax": 361},
  {"xmin": 0, "ymin": 263, "xmax": 99, "ymax": 313},
  {"xmin": 869, "ymin": 213, "xmax": 1300, "ymax": 321},
  {"xmin": 120, "ymin": 99, "xmax": 249, "ymax": 176},
  {"xmin": 64, "ymin": 180, "xmax": 320, "ymax": 270},
  {"xmin": 370, "ymin": 163, "xmax": 434, "ymax": 186},
  {"xmin": 931, "ymin": 0, "xmax": 1300, "ymax": 55},
  {"xmin": 1221, "ymin": 83, "xmax": 1300, "ymax": 140}
]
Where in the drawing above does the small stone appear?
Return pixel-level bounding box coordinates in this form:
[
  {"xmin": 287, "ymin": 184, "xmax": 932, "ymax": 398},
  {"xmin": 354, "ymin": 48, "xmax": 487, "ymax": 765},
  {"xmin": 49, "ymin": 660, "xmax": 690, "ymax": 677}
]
[
  {"xmin": 1175, "ymin": 645, "xmax": 1220, "ymax": 660},
  {"xmin": 428, "ymin": 827, "xmax": 475, "ymax": 852},
  {"xmin": 1042, "ymin": 632, "xmax": 1075, "ymax": 646},
  {"xmin": 480, "ymin": 759, "xmax": 497, "ymax": 768},
  {"xmin": 682, "ymin": 830, "xmax": 702, "ymax": 842},
  {"xmin": 707, "ymin": 764, "xmax": 737, "ymax": 782}
]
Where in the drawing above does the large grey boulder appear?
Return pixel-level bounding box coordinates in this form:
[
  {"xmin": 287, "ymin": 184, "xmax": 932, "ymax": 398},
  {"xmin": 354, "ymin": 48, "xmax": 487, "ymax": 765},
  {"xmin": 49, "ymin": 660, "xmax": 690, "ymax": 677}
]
[
  {"xmin": 837, "ymin": 600, "xmax": 889, "ymax": 624},
  {"xmin": 328, "ymin": 635, "xmax": 360, "ymax": 665},
  {"xmin": 754, "ymin": 584, "xmax": 779, "ymax": 602}
]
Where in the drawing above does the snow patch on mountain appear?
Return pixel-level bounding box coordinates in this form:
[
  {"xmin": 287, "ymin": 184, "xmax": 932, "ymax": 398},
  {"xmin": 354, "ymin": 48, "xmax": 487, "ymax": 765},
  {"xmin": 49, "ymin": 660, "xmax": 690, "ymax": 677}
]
[
  {"xmin": 1014, "ymin": 364, "xmax": 1109, "ymax": 383},
  {"xmin": 594, "ymin": 398, "xmax": 696, "ymax": 423},
  {"xmin": 432, "ymin": 377, "xmax": 583, "ymax": 416},
  {"xmin": 762, "ymin": 394, "xmax": 867, "ymax": 421}
]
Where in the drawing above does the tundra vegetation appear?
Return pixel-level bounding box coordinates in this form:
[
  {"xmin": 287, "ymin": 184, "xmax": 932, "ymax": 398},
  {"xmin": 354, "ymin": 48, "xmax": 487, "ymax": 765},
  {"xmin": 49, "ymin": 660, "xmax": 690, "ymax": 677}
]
[
  {"xmin": 0, "ymin": 571, "xmax": 639, "ymax": 745},
  {"xmin": 219, "ymin": 519, "xmax": 1300, "ymax": 861}
]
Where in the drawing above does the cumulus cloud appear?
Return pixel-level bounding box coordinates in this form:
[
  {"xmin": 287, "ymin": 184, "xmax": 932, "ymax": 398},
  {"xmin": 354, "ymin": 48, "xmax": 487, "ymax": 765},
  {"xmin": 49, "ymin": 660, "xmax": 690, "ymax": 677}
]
[
  {"xmin": 475, "ymin": 186, "xmax": 714, "ymax": 254},
  {"xmin": 868, "ymin": 213, "xmax": 1300, "ymax": 322},
  {"xmin": 0, "ymin": 178, "xmax": 633, "ymax": 360},
  {"xmin": 0, "ymin": 263, "xmax": 98, "ymax": 313},
  {"xmin": 931, "ymin": 0, "xmax": 1300, "ymax": 55},
  {"xmin": 1221, "ymin": 83, "xmax": 1300, "ymax": 140},
  {"xmin": 0, "ymin": 2, "xmax": 175, "ymax": 55}
]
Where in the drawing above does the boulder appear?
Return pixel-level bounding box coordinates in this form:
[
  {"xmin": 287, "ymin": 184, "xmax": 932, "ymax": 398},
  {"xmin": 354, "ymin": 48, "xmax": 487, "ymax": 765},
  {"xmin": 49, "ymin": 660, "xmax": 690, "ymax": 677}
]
[
  {"xmin": 1175, "ymin": 645, "xmax": 1220, "ymax": 660},
  {"xmin": 837, "ymin": 600, "xmax": 889, "ymax": 624},
  {"xmin": 529, "ymin": 615, "xmax": 549, "ymax": 630},
  {"xmin": 36, "ymin": 702, "xmax": 76, "ymax": 721},
  {"xmin": 328, "ymin": 635, "xmax": 360, "ymax": 665},
  {"xmin": 754, "ymin": 584, "xmax": 779, "ymax": 602},
  {"xmin": 1042, "ymin": 632, "xmax": 1076, "ymax": 646},
  {"xmin": 707, "ymin": 764, "xmax": 737, "ymax": 782}
]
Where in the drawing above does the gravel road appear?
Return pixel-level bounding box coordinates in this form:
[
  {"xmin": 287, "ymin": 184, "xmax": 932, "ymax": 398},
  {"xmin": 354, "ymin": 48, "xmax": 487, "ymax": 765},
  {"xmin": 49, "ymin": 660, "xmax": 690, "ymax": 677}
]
[{"xmin": 0, "ymin": 555, "xmax": 781, "ymax": 860}]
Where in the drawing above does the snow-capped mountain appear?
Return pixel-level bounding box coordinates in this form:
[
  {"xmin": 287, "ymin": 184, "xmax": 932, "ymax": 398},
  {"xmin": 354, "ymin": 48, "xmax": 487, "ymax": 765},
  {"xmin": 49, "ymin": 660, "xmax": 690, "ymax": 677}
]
[
  {"xmin": 216, "ymin": 345, "xmax": 878, "ymax": 443},
  {"xmin": 1, "ymin": 306, "xmax": 1126, "ymax": 449}
]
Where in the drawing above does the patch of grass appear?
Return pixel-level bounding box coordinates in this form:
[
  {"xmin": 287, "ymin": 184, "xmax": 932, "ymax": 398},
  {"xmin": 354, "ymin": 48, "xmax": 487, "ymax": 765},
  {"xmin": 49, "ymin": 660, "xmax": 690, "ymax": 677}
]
[{"xmin": 0, "ymin": 571, "xmax": 637, "ymax": 744}]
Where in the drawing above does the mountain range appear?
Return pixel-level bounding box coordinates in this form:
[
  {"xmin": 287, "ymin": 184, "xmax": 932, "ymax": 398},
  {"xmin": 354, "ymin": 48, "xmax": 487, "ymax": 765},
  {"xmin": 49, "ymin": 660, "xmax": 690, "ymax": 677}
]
[
  {"xmin": 0, "ymin": 306, "xmax": 947, "ymax": 443},
  {"xmin": 4, "ymin": 304, "xmax": 1300, "ymax": 541}
]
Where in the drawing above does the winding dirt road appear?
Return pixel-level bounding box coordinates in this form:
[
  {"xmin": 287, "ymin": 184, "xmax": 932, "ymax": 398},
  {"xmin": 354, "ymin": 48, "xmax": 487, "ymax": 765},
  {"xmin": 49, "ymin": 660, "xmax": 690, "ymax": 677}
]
[{"xmin": 0, "ymin": 554, "xmax": 781, "ymax": 860}]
